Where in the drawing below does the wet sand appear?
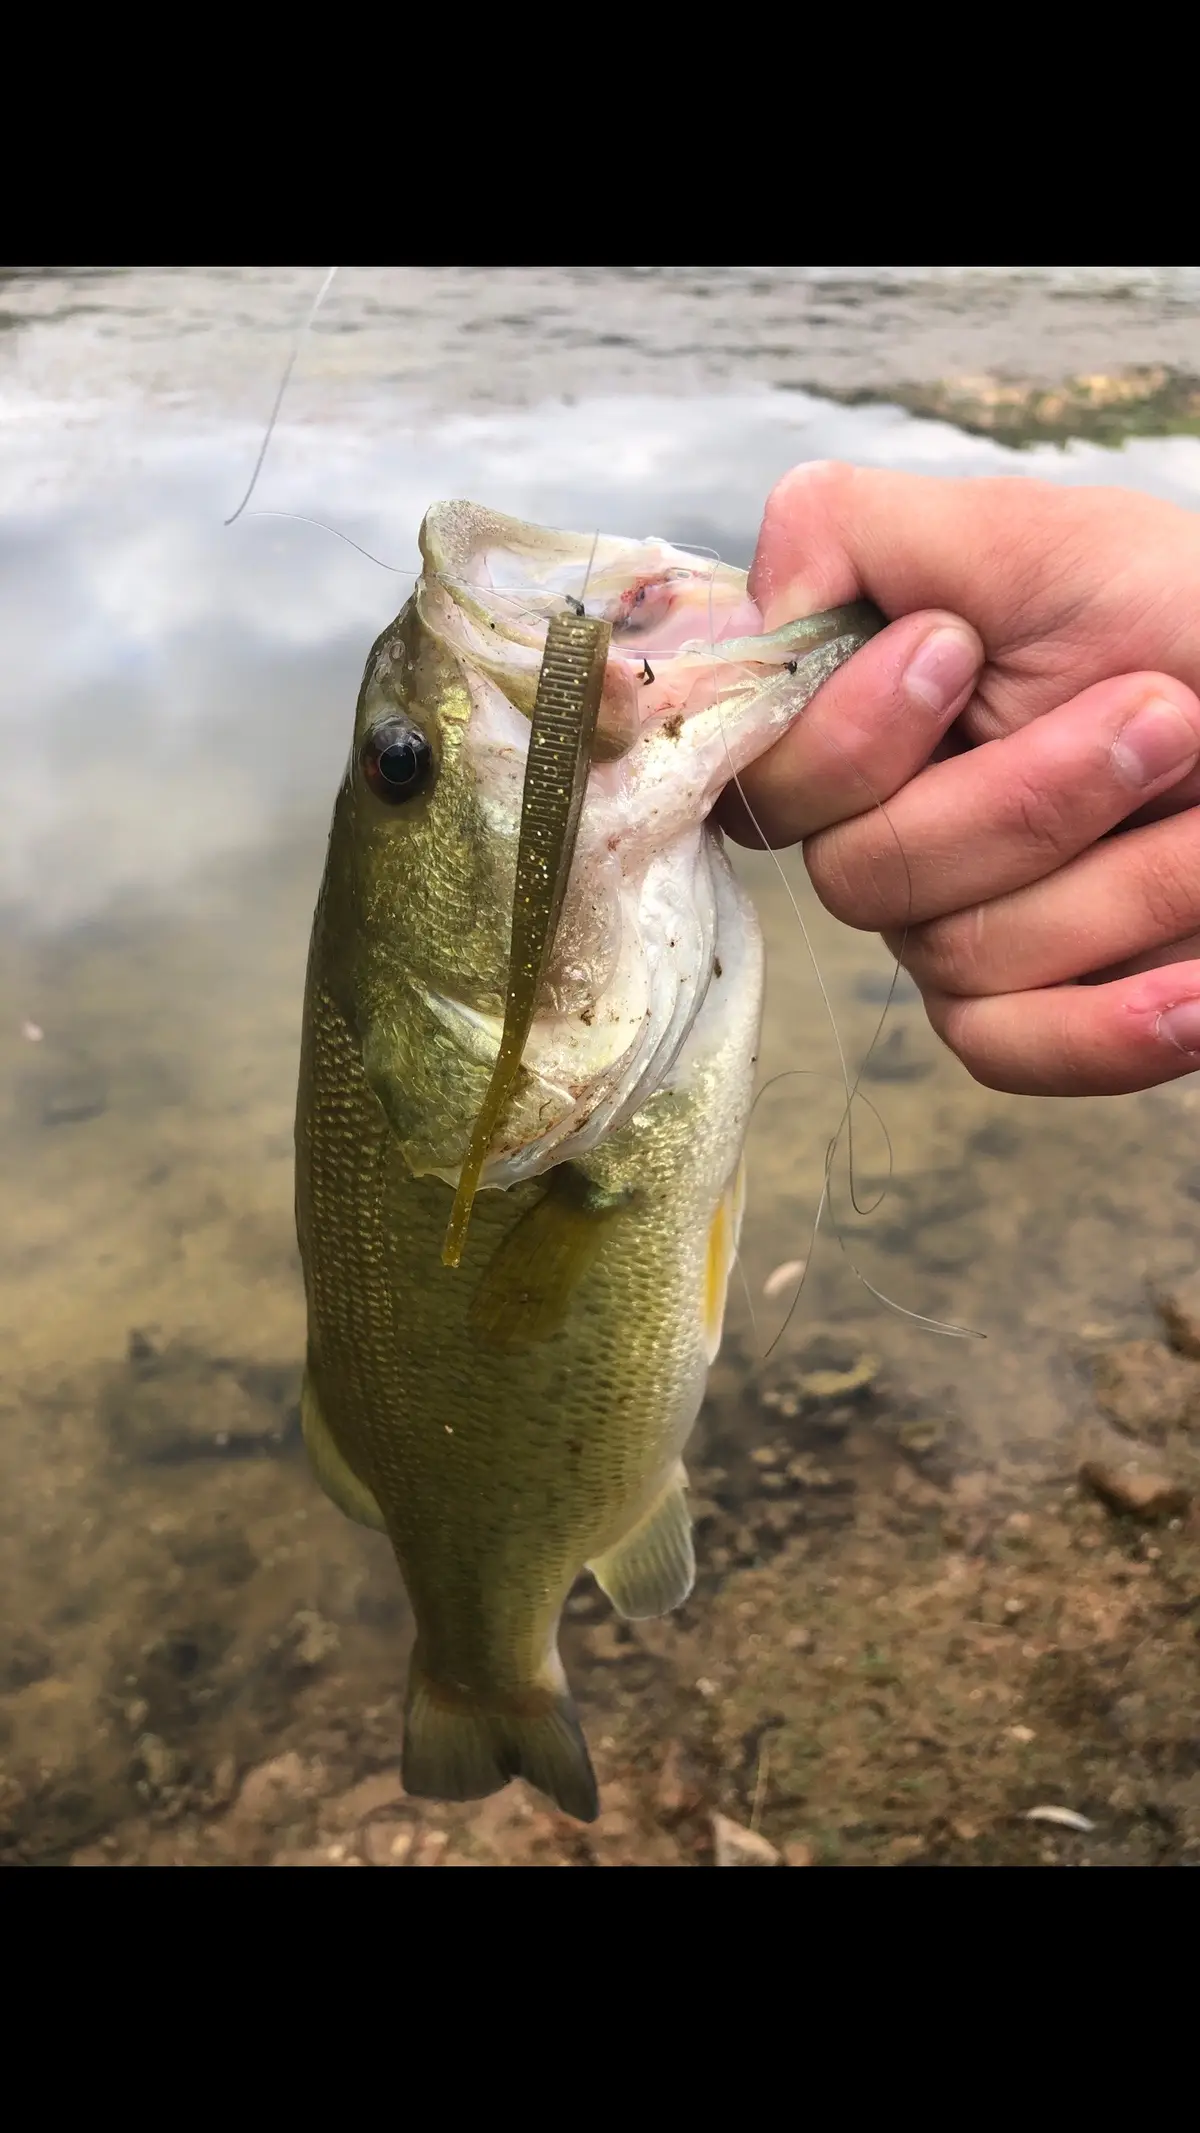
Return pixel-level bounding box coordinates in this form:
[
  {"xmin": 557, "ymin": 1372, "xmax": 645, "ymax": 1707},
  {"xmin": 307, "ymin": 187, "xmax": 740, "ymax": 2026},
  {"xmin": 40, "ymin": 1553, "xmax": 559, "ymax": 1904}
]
[{"xmin": 3, "ymin": 269, "xmax": 1200, "ymax": 1866}]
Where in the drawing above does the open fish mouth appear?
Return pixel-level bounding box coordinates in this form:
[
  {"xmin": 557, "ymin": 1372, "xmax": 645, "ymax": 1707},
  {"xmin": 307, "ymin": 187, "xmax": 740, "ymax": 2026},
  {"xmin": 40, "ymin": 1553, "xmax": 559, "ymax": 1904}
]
[
  {"xmin": 395, "ymin": 502, "xmax": 884, "ymax": 1195},
  {"xmin": 418, "ymin": 501, "xmax": 766, "ymax": 765},
  {"xmin": 419, "ymin": 499, "xmax": 879, "ymax": 769}
]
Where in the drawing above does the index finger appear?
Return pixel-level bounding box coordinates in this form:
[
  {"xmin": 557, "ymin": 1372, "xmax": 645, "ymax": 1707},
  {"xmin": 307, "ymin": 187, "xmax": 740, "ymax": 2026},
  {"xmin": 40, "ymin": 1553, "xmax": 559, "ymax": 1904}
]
[
  {"xmin": 750, "ymin": 461, "xmax": 1200, "ymax": 743},
  {"xmin": 716, "ymin": 607, "xmax": 981, "ymax": 848}
]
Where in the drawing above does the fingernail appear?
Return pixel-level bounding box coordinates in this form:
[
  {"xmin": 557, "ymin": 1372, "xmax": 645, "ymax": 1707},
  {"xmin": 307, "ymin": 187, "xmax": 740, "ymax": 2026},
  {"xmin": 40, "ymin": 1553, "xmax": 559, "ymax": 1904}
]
[
  {"xmin": 1111, "ymin": 697, "xmax": 1200, "ymax": 787},
  {"xmin": 904, "ymin": 626, "xmax": 980, "ymax": 714},
  {"xmin": 1158, "ymin": 1000, "xmax": 1200, "ymax": 1054}
]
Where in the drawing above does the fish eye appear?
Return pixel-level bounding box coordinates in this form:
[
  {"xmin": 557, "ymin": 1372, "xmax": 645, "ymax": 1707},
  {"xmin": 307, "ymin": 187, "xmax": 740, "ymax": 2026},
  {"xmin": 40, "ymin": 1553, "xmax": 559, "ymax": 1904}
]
[{"xmin": 360, "ymin": 717, "xmax": 434, "ymax": 804}]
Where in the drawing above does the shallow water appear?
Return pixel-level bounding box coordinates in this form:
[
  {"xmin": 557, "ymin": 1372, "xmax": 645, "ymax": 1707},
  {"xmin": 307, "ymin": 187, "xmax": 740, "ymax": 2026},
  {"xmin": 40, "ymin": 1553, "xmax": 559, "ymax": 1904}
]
[{"xmin": 4, "ymin": 269, "xmax": 1200, "ymax": 1864}]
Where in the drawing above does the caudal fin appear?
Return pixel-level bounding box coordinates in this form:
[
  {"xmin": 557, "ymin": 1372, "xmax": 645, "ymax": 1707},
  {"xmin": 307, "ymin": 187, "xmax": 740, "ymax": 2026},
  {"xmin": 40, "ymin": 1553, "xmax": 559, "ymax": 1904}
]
[{"xmin": 402, "ymin": 1656, "xmax": 599, "ymax": 1824}]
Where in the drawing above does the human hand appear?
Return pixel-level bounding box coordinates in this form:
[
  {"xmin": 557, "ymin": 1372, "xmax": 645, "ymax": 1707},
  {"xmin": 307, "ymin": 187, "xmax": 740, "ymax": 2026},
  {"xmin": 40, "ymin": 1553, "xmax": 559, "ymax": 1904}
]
[{"xmin": 719, "ymin": 462, "xmax": 1200, "ymax": 1096}]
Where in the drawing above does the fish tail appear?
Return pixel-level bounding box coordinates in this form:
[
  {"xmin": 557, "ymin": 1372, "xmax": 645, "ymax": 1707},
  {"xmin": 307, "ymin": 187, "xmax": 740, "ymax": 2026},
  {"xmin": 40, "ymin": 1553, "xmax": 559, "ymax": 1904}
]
[{"xmin": 402, "ymin": 1648, "xmax": 599, "ymax": 1824}]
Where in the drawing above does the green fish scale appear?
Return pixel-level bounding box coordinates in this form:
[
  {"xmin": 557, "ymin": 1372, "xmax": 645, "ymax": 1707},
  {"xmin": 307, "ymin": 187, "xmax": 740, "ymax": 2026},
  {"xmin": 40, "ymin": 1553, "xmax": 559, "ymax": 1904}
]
[{"xmin": 297, "ymin": 970, "xmax": 710, "ymax": 1694}]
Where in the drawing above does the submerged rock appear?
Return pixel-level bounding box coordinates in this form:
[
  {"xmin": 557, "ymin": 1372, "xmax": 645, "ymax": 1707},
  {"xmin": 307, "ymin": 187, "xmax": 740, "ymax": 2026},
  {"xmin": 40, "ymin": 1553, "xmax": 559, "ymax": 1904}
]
[
  {"xmin": 102, "ymin": 1331, "xmax": 300, "ymax": 1461},
  {"xmin": 1079, "ymin": 1458, "xmax": 1191, "ymax": 1523},
  {"xmin": 1092, "ymin": 1340, "xmax": 1200, "ymax": 1441},
  {"xmin": 1153, "ymin": 1273, "xmax": 1200, "ymax": 1364},
  {"xmin": 711, "ymin": 1812, "xmax": 781, "ymax": 1866}
]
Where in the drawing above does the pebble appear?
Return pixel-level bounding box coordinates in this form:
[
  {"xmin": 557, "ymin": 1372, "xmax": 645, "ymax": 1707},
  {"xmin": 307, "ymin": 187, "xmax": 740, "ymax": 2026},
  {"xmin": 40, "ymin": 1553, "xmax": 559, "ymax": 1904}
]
[
  {"xmin": 758, "ymin": 1501, "xmax": 794, "ymax": 1534},
  {"xmin": 232, "ymin": 1751, "xmax": 320, "ymax": 1826},
  {"xmin": 786, "ymin": 1457, "xmax": 836, "ymax": 1491},
  {"xmin": 711, "ymin": 1812, "xmax": 781, "ymax": 1867},
  {"xmin": 585, "ymin": 1621, "xmax": 625, "ymax": 1663},
  {"xmin": 783, "ymin": 1839, "xmax": 814, "ymax": 1867},
  {"xmin": 655, "ymin": 1740, "xmax": 703, "ymax": 1821},
  {"xmin": 270, "ymin": 1848, "xmax": 344, "ymax": 1867},
  {"xmin": 1154, "ymin": 1272, "xmax": 1200, "ymax": 1362},
  {"xmin": 410, "ymin": 1829, "xmax": 449, "ymax": 1867},
  {"xmin": 209, "ymin": 1754, "xmax": 238, "ymax": 1807},
  {"xmin": 886, "ymin": 1834, "xmax": 925, "ymax": 1862},
  {"xmin": 1080, "ymin": 1458, "xmax": 1191, "ymax": 1523},
  {"xmin": 1092, "ymin": 1340, "xmax": 1200, "ymax": 1440},
  {"xmin": 134, "ymin": 1732, "xmax": 179, "ymax": 1792},
  {"xmin": 362, "ymin": 1820, "xmax": 415, "ymax": 1866},
  {"xmin": 596, "ymin": 1811, "xmax": 633, "ymax": 1841},
  {"xmin": 324, "ymin": 1770, "xmax": 405, "ymax": 1830},
  {"xmin": 286, "ymin": 1609, "xmax": 341, "ymax": 1672}
]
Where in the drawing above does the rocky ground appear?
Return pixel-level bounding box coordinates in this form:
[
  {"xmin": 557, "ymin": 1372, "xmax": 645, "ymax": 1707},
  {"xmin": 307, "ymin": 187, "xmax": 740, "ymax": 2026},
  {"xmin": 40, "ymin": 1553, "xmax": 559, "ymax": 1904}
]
[
  {"xmin": 825, "ymin": 365, "xmax": 1200, "ymax": 451},
  {"xmin": 5, "ymin": 267, "xmax": 1200, "ymax": 1869},
  {"xmin": 63, "ymin": 1276, "xmax": 1200, "ymax": 1869}
]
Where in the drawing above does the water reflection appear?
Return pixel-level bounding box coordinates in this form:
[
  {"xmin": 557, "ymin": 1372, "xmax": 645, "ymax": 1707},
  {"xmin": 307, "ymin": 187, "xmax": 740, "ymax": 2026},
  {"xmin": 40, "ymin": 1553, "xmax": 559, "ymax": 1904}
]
[
  {"xmin": 4, "ymin": 282, "xmax": 1200, "ymax": 1862},
  {"xmin": 7, "ymin": 360, "xmax": 1200, "ymax": 929}
]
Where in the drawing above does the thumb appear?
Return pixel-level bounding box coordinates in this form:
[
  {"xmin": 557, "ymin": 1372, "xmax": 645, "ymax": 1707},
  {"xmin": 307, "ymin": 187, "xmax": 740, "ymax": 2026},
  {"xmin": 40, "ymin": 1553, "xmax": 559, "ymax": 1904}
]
[{"xmin": 750, "ymin": 460, "xmax": 1070, "ymax": 638}]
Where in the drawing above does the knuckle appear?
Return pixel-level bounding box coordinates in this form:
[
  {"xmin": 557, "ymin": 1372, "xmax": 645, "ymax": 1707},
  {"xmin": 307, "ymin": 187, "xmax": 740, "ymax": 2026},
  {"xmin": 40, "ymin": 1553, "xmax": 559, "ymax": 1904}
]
[
  {"xmin": 805, "ymin": 831, "xmax": 860, "ymax": 924},
  {"xmin": 934, "ymin": 994, "xmax": 1027, "ymax": 1095},
  {"xmin": 1008, "ymin": 772, "xmax": 1079, "ymax": 862},
  {"xmin": 1137, "ymin": 848, "xmax": 1200, "ymax": 943},
  {"xmin": 806, "ymin": 822, "xmax": 900, "ymax": 928},
  {"xmin": 905, "ymin": 906, "xmax": 988, "ymax": 994}
]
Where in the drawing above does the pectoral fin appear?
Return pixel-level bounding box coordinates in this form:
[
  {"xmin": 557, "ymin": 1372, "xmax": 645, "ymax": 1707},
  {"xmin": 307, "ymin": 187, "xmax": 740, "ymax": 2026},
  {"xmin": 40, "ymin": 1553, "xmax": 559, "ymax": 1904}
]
[
  {"xmin": 469, "ymin": 1166, "xmax": 633, "ymax": 1355},
  {"xmin": 587, "ymin": 1465, "xmax": 695, "ymax": 1619},
  {"xmin": 300, "ymin": 1371, "xmax": 387, "ymax": 1532}
]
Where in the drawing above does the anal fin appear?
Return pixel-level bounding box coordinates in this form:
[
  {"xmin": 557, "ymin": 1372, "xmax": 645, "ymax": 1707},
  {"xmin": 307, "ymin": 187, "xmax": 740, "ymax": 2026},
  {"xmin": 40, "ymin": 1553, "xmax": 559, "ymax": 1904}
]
[
  {"xmin": 587, "ymin": 1464, "xmax": 695, "ymax": 1619},
  {"xmin": 300, "ymin": 1371, "xmax": 387, "ymax": 1532}
]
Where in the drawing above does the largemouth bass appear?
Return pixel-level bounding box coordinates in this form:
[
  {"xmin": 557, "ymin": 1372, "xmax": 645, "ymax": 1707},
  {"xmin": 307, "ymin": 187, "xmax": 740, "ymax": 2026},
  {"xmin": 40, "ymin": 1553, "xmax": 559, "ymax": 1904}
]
[{"xmin": 295, "ymin": 501, "xmax": 882, "ymax": 1821}]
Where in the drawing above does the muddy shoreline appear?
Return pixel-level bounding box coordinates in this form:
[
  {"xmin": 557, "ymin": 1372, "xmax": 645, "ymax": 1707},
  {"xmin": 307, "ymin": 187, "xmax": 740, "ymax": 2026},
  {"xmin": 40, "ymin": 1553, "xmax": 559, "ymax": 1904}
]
[
  {"xmin": 3, "ymin": 268, "xmax": 1200, "ymax": 1867},
  {"xmin": 53, "ymin": 1312, "xmax": 1200, "ymax": 1869},
  {"xmin": 3, "ymin": 267, "xmax": 1200, "ymax": 418}
]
